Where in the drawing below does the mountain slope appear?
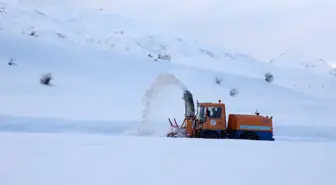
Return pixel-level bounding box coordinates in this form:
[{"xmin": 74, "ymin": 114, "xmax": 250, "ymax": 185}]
[
  {"xmin": 0, "ymin": 1, "xmax": 335, "ymax": 185},
  {"xmin": 0, "ymin": 0, "xmax": 335, "ymax": 132},
  {"xmin": 270, "ymin": 49, "xmax": 335, "ymax": 74},
  {"xmin": 1, "ymin": 29, "xmax": 335, "ymax": 131}
]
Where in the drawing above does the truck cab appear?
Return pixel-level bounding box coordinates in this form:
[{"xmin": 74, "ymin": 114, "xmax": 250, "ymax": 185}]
[{"xmin": 190, "ymin": 100, "xmax": 227, "ymax": 138}]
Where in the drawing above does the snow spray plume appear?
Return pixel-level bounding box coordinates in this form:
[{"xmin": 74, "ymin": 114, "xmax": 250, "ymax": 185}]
[{"xmin": 137, "ymin": 73, "xmax": 188, "ymax": 134}]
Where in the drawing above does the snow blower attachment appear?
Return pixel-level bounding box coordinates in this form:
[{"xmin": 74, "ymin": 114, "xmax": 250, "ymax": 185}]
[
  {"xmin": 167, "ymin": 90, "xmax": 195, "ymax": 137},
  {"xmin": 167, "ymin": 90, "xmax": 275, "ymax": 141}
]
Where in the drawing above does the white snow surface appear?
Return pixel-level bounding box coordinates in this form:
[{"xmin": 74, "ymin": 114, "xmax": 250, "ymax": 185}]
[
  {"xmin": 1, "ymin": 132, "xmax": 335, "ymax": 185},
  {"xmin": 269, "ymin": 49, "xmax": 335, "ymax": 74},
  {"xmin": 0, "ymin": 0, "xmax": 336, "ymax": 184}
]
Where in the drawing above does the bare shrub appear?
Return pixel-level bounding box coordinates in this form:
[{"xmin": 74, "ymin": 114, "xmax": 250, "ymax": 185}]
[
  {"xmin": 40, "ymin": 73, "xmax": 53, "ymax": 86},
  {"xmin": 215, "ymin": 77, "xmax": 222, "ymax": 85},
  {"xmin": 264, "ymin": 72, "xmax": 274, "ymax": 82},
  {"xmin": 229, "ymin": 88, "xmax": 239, "ymax": 97},
  {"xmin": 157, "ymin": 53, "xmax": 171, "ymax": 61},
  {"xmin": 8, "ymin": 58, "xmax": 16, "ymax": 66},
  {"xmin": 29, "ymin": 31, "xmax": 37, "ymax": 37},
  {"xmin": 56, "ymin": 33, "xmax": 67, "ymax": 40},
  {"xmin": 199, "ymin": 48, "xmax": 215, "ymax": 58}
]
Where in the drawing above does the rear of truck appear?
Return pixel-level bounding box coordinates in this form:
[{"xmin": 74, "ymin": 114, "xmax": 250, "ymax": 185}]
[{"xmin": 226, "ymin": 114, "xmax": 274, "ymax": 141}]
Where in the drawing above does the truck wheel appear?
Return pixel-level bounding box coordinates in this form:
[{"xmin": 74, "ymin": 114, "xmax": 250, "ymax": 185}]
[
  {"xmin": 202, "ymin": 131, "xmax": 220, "ymax": 139},
  {"xmin": 239, "ymin": 132, "xmax": 259, "ymax": 140}
]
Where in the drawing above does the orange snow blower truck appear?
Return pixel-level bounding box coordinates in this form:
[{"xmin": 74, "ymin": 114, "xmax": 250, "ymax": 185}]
[{"xmin": 167, "ymin": 90, "xmax": 274, "ymax": 141}]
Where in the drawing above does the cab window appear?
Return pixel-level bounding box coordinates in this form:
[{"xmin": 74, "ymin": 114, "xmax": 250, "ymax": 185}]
[
  {"xmin": 207, "ymin": 106, "xmax": 222, "ymax": 118},
  {"xmin": 197, "ymin": 106, "xmax": 205, "ymax": 122}
]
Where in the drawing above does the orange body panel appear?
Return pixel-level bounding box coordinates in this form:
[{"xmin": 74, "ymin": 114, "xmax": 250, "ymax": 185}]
[
  {"xmin": 227, "ymin": 114, "xmax": 273, "ymax": 132},
  {"xmin": 185, "ymin": 119, "xmax": 193, "ymax": 137}
]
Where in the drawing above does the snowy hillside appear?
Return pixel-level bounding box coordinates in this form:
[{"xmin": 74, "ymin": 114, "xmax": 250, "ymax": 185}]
[
  {"xmin": 0, "ymin": 1, "xmax": 224, "ymax": 60},
  {"xmin": 270, "ymin": 49, "xmax": 335, "ymax": 74},
  {"xmin": 0, "ymin": 1, "xmax": 336, "ymax": 185},
  {"xmin": 2, "ymin": 28, "xmax": 335, "ymax": 128},
  {"xmin": 0, "ymin": 0, "xmax": 335, "ymax": 135}
]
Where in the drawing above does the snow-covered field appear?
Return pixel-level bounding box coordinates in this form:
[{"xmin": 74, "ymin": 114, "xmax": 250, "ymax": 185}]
[
  {"xmin": 1, "ymin": 132, "xmax": 335, "ymax": 185},
  {"xmin": 0, "ymin": 0, "xmax": 336, "ymax": 184}
]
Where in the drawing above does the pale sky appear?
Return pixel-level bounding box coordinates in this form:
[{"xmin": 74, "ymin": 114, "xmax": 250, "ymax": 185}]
[{"xmin": 19, "ymin": 0, "xmax": 336, "ymax": 66}]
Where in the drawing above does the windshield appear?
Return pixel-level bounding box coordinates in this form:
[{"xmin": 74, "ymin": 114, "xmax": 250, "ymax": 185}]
[{"xmin": 207, "ymin": 106, "xmax": 222, "ymax": 119}]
